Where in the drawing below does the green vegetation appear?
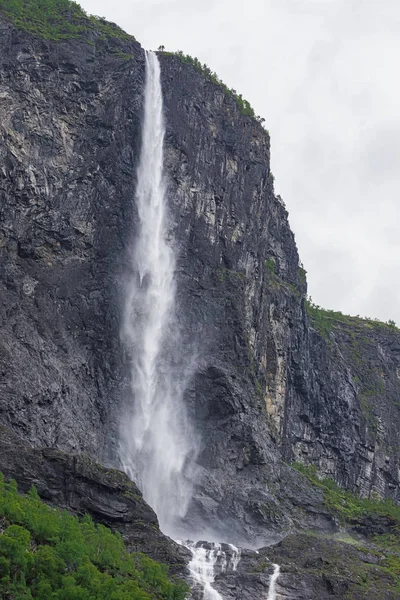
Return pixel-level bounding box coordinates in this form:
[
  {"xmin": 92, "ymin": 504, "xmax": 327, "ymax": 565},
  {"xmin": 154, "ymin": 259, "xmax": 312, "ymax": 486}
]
[
  {"xmin": 262, "ymin": 257, "xmax": 302, "ymax": 298},
  {"xmin": 112, "ymin": 50, "xmax": 134, "ymax": 61},
  {"xmin": 0, "ymin": 0, "xmax": 134, "ymax": 42},
  {"xmin": 263, "ymin": 257, "xmax": 281, "ymax": 291},
  {"xmin": 264, "ymin": 257, "xmax": 276, "ymax": 277},
  {"xmin": 305, "ymin": 299, "xmax": 399, "ymax": 339},
  {"xmin": 292, "ymin": 463, "xmax": 400, "ymax": 587},
  {"xmin": 292, "ymin": 462, "xmax": 400, "ymax": 528},
  {"xmin": 305, "ymin": 298, "xmax": 399, "ymax": 427},
  {"xmin": 0, "ymin": 473, "xmax": 189, "ymax": 599},
  {"xmin": 215, "ymin": 267, "xmax": 245, "ymax": 285},
  {"xmin": 160, "ymin": 49, "xmax": 266, "ymax": 124},
  {"xmin": 297, "ymin": 265, "xmax": 307, "ymax": 286}
]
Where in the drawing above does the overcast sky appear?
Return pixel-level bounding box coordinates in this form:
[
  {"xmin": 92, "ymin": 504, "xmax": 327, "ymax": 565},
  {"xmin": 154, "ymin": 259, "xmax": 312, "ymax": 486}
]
[{"xmin": 80, "ymin": 0, "xmax": 400, "ymax": 324}]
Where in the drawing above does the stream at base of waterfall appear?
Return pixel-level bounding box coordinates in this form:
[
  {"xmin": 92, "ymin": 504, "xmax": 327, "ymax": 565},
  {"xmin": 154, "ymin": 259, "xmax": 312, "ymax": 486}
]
[
  {"xmin": 178, "ymin": 541, "xmax": 280, "ymax": 600},
  {"xmin": 179, "ymin": 542, "xmax": 240, "ymax": 600},
  {"xmin": 119, "ymin": 49, "xmax": 281, "ymax": 600}
]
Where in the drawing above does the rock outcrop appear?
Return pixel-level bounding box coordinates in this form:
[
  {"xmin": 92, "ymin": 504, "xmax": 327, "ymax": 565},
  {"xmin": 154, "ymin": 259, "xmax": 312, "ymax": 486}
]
[
  {"xmin": 157, "ymin": 54, "xmax": 400, "ymax": 538},
  {"xmin": 286, "ymin": 311, "xmax": 400, "ymax": 501},
  {"xmin": 267, "ymin": 533, "xmax": 400, "ymax": 600},
  {"xmin": 0, "ymin": 427, "xmax": 189, "ymax": 572}
]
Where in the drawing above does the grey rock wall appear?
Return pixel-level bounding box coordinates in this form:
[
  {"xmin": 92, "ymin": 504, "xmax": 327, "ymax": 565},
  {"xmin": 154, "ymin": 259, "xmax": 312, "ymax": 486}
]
[
  {"xmin": 0, "ymin": 12, "xmax": 399, "ymax": 550},
  {"xmin": 0, "ymin": 18, "xmax": 144, "ymax": 457}
]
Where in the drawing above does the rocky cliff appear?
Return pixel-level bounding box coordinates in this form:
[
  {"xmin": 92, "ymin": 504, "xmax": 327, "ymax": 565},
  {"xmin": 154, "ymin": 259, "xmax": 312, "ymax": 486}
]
[
  {"xmin": 1, "ymin": 4, "xmax": 400, "ymax": 598},
  {"xmin": 0, "ymin": 12, "xmax": 143, "ymax": 457},
  {"xmin": 287, "ymin": 307, "xmax": 400, "ymax": 501},
  {"xmin": 157, "ymin": 54, "xmax": 400, "ymax": 536}
]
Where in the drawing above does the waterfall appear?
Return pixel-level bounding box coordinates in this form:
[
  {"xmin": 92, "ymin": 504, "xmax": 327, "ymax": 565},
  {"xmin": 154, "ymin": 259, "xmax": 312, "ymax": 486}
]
[
  {"xmin": 267, "ymin": 563, "xmax": 280, "ymax": 600},
  {"xmin": 228, "ymin": 544, "xmax": 241, "ymax": 572},
  {"xmin": 119, "ymin": 48, "xmax": 279, "ymax": 600},
  {"xmin": 119, "ymin": 50, "xmax": 196, "ymax": 536},
  {"xmin": 182, "ymin": 542, "xmax": 241, "ymax": 600}
]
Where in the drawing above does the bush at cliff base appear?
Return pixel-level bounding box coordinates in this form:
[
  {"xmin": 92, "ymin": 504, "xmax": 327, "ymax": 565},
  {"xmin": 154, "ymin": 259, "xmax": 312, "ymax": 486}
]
[{"xmin": 0, "ymin": 473, "xmax": 189, "ymax": 599}]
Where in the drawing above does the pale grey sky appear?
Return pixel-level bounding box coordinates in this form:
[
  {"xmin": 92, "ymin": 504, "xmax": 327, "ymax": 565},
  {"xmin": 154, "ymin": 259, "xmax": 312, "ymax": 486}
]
[{"xmin": 80, "ymin": 0, "xmax": 400, "ymax": 323}]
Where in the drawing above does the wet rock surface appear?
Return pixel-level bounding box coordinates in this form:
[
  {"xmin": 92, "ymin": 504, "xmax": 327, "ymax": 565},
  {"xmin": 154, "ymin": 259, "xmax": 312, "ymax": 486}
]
[
  {"xmin": 211, "ymin": 546, "xmax": 278, "ymax": 600},
  {"xmin": 192, "ymin": 534, "xmax": 400, "ymax": 599},
  {"xmin": 267, "ymin": 533, "xmax": 400, "ymax": 600}
]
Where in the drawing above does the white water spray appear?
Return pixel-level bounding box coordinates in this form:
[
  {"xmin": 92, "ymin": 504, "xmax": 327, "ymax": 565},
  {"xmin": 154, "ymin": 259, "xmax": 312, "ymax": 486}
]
[
  {"xmin": 182, "ymin": 542, "xmax": 241, "ymax": 600},
  {"xmin": 120, "ymin": 50, "xmax": 196, "ymax": 534},
  {"xmin": 120, "ymin": 49, "xmax": 280, "ymax": 600},
  {"xmin": 267, "ymin": 563, "xmax": 280, "ymax": 600}
]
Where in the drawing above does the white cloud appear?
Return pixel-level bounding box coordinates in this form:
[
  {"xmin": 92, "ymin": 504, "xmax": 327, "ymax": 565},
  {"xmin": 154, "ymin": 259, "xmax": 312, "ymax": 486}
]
[{"xmin": 80, "ymin": 0, "xmax": 400, "ymax": 324}]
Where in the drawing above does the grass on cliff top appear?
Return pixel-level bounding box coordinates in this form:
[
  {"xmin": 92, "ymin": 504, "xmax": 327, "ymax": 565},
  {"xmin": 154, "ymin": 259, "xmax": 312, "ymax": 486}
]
[
  {"xmin": 0, "ymin": 0, "xmax": 134, "ymax": 41},
  {"xmin": 305, "ymin": 298, "xmax": 399, "ymax": 339},
  {"xmin": 0, "ymin": 473, "xmax": 188, "ymax": 600},
  {"xmin": 158, "ymin": 48, "xmax": 266, "ymax": 125}
]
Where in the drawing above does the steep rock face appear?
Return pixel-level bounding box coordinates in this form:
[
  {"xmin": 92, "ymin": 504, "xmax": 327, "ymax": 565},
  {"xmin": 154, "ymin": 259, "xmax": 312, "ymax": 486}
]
[
  {"xmin": 0, "ymin": 16, "xmax": 143, "ymax": 456},
  {"xmin": 1, "ymin": 9, "xmax": 400, "ymax": 551},
  {"xmin": 158, "ymin": 54, "xmax": 400, "ymax": 537},
  {"xmin": 158, "ymin": 54, "xmax": 310, "ymax": 543},
  {"xmin": 284, "ymin": 312, "xmax": 400, "ymax": 501}
]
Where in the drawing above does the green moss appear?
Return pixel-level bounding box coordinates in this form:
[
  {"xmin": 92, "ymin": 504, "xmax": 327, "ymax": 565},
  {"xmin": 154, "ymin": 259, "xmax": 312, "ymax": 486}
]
[
  {"xmin": 0, "ymin": 473, "xmax": 188, "ymax": 599},
  {"xmin": 215, "ymin": 267, "xmax": 245, "ymax": 285},
  {"xmin": 262, "ymin": 258, "xmax": 303, "ymax": 298},
  {"xmin": 298, "ymin": 265, "xmax": 307, "ymax": 285},
  {"xmin": 0, "ymin": 0, "xmax": 135, "ymax": 42},
  {"xmin": 284, "ymin": 281, "xmax": 301, "ymax": 298},
  {"xmin": 112, "ymin": 49, "xmax": 134, "ymax": 60},
  {"xmin": 249, "ymin": 560, "xmax": 269, "ymax": 574},
  {"xmin": 263, "ymin": 257, "xmax": 280, "ymax": 289},
  {"xmin": 264, "ymin": 257, "xmax": 276, "ymax": 277}
]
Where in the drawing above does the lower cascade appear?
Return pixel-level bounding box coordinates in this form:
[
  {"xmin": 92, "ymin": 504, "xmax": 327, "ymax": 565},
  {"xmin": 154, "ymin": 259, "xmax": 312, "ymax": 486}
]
[
  {"xmin": 267, "ymin": 564, "xmax": 280, "ymax": 600},
  {"xmin": 120, "ymin": 49, "xmax": 281, "ymax": 600},
  {"xmin": 180, "ymin": 542, "xmax": 240, "ymax": 600}
]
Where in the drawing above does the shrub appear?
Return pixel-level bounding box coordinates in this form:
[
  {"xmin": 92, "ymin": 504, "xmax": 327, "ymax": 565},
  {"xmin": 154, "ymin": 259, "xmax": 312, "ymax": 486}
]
[
  {"xmin": 0, "ymin": 0, "xmax": 134, "ymax": 42},
  {"xmin": 160, "ymin": 49, "xmax": 266, "ymax": 125},
  {"xmin": 0, "ymin": 473, "xmax": 189, "ymax": 599}
]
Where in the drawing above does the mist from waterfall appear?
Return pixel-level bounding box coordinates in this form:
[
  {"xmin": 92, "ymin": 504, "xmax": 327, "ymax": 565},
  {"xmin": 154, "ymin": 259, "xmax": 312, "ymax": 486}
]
[
  {"xmin": 182, "ymin": 542, "xmax": 241, "ymax": 600},
  {"xmin": 119, "ymin": 49, "xmax": 280, "ymax": 600},
  {"xmin": 119, "ymin": 50, "xmax": 197, "ymax": 536}
]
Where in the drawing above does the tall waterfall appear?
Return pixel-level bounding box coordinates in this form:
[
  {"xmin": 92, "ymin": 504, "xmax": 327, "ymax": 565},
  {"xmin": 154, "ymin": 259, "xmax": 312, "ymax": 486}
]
[
  {"xmin": 120, "ymin": 50, "xmax": 196, "ymax": 535},
  {"xmin": 119, "ymin": 49, "xmax": 280, "ymax": 600}
]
